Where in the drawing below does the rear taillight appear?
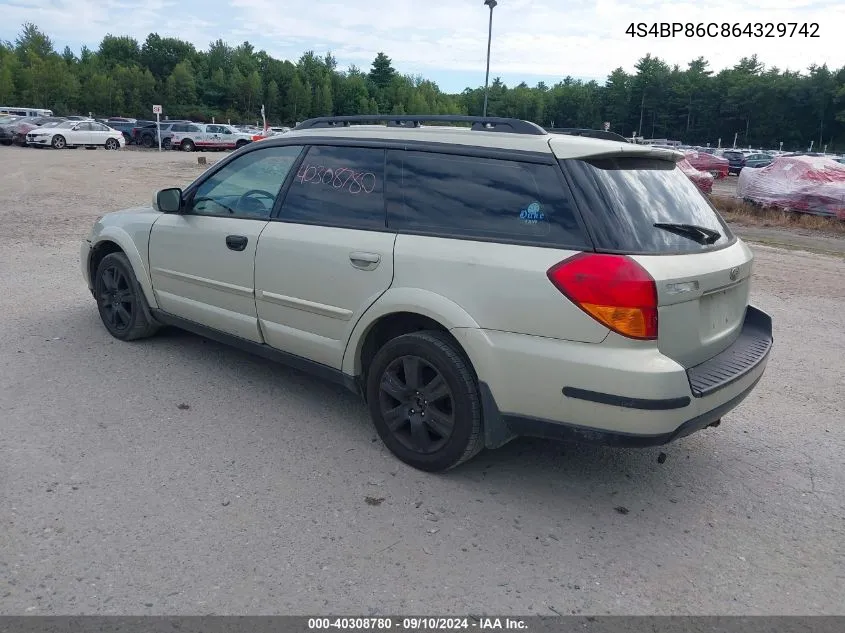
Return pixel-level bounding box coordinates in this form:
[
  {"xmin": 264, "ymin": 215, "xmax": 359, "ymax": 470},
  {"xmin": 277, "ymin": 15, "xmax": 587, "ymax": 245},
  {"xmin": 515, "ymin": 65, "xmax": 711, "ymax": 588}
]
[{"xmin": 547, "ymin": 253, "xmax": 658, "ymax": 340}]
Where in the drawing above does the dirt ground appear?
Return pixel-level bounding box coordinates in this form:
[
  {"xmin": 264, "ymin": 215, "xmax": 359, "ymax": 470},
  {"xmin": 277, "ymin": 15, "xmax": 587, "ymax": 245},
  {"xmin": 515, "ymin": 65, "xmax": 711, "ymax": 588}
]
[{"xmin": 1, "ymin": 146, "xmax": 844, "ymax": 615}]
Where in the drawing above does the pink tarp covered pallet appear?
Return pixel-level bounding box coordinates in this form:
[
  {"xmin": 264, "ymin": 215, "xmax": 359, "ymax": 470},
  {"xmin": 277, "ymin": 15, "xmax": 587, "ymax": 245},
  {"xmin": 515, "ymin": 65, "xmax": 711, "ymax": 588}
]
[{"xmin": 737, "ymin": 155, "xmax": 845, "ymax": 219}]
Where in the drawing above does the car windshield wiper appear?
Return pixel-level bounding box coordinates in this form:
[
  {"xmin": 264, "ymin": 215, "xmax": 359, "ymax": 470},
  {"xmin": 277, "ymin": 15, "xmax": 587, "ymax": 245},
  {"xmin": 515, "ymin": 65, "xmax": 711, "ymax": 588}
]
[
  {"xmin": 193, "ymin": 196, "xmax": 236, "ymax": 215},
  {"xmin": 653, "ymin": 222, "xmax": 721, "ymax": 245}
]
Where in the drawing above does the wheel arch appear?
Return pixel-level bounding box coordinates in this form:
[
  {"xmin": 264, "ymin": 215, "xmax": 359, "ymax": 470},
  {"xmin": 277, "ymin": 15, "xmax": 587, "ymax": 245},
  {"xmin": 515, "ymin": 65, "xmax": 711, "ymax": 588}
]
[
  {"xmin": 89, "ymin": 229, "xmax": 158, "ymax": 309},
  {"xmin": 342, "ymin": 288, "xmax": 482, "ymax": 382}
]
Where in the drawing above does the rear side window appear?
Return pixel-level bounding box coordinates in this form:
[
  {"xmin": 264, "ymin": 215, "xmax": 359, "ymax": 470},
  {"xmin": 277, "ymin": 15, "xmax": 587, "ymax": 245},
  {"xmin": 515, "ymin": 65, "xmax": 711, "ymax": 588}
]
[
  {"xmin": 386, "ymin": 150, "xmax": 590, "ymax": 249},
  {"xmin": 278, "ymin": 145, "xmax": 386, "ymax": 230},
  {"xmin": 563, "ymin": 157, "xmax": 734, "ymax": 254}
]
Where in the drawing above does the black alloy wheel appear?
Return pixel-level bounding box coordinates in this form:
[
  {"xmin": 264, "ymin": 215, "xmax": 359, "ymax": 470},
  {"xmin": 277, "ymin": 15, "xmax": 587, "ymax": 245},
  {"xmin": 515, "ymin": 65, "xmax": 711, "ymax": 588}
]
[
  {"xmin": 97, "ymin": 263, "xmax": 135, "ymax": 334},
  {"xmin": 93, "ymin": 252, "xmax": 159, "ymax": 341},
  {"xmin": 366, "ymin": 331, "xmax": 484, "ymax": 472},
  {"xmin": 378, "ymin": 354, "xmax": 456, "ymax": 455}
]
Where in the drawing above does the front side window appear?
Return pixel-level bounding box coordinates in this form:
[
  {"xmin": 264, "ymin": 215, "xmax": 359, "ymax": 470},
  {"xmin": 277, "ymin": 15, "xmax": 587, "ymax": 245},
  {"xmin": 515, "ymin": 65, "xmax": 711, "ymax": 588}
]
[
  {"xmin": 278, "ymin": 145, "xmax": 386, "ymax": 230},
  {"xmin": 189, "ymin": 145, "xmax": 304, "ymax": 218},
  {"xmin": 386, "ymin": 150, "xmax": 590, "ymax": 248}
]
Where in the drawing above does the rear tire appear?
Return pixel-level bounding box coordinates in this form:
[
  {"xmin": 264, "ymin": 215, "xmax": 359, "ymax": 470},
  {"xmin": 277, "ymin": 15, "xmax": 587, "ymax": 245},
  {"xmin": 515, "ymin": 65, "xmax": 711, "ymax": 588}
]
[
  {"xmin": 105, "ymin": 138, "xmax": 120, "ymax": 150},
  {"xmin": 94, "ymin": 252, "xmax": 159, "ymax": 341},
  {"xmin": 142, "ymin": 135, "xmax": 154, "ymax": 148},
  {"xmin": 181, "ymin": 139, "xmax": 195, "ymax": 152},
  {"xmin": 366, "ymin": 331, "xmax": 484, "ymax": 472}
]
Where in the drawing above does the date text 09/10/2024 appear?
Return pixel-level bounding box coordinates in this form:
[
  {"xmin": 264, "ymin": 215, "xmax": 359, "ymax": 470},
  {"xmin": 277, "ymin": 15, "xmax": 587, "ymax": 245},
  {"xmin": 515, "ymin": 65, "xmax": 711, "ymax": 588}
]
[
  {"xmin": 626, "ymin": 22, "xmax": 820, "ymax": 38},
  {"xmin": 307, "ymin": 618, "xmax": 528, "ymax": 630}
]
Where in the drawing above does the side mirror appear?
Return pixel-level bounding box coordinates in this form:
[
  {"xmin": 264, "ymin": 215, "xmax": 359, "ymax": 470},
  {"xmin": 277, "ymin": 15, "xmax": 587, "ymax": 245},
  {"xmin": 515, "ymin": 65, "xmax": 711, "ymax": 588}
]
[{"xmin": 155, "ymin": 187, "xmax": 183, "ymax": 213}]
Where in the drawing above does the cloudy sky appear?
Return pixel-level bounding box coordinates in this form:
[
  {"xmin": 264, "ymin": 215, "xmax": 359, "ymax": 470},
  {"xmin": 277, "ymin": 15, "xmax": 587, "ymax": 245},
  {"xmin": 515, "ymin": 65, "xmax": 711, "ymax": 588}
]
[{"xmin": 2, "ymin": 0, "xmax": 843, "ymax": 91}]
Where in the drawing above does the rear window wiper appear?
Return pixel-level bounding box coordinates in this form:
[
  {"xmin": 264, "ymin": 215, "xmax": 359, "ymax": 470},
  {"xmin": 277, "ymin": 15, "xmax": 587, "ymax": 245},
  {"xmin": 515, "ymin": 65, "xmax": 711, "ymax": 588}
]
[{"xmin": 653, "ymin": 222, "xmax": 721, "ymax": 245}]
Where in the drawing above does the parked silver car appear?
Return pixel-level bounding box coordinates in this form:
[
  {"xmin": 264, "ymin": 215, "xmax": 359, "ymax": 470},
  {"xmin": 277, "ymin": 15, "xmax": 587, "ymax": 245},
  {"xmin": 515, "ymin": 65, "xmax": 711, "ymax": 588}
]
[{"xmin": 81, "ymin": 115, "xmax": 773, "ymax": 471}]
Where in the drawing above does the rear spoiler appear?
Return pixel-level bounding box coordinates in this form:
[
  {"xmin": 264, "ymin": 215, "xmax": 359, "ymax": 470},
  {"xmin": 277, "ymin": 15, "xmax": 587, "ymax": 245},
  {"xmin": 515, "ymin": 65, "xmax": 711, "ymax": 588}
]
[{"xmin": 546, "ymin": 128, "xmax": 630, "ymax": 143}]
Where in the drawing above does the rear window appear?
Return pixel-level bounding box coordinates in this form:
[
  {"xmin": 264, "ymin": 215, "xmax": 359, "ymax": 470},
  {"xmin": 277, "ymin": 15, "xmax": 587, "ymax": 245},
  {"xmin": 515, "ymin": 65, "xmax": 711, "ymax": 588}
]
[
  {"xmin": 386, "ymin": 150, "xmax": 590, "ymax": 249},
  {"xmin": 563, "ymin": 157, "xmax": 734, "ymax": 254}
]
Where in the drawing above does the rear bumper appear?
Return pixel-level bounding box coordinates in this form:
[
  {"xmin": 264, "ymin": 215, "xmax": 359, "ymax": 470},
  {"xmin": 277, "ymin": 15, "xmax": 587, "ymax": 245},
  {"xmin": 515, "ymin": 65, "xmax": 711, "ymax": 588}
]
[
  {"xmin": 455, "ymin": 305, "xmax": 773, "ymax": 449},
  {"xmin": 484, "ymin": 372, "xmax": 763, "ymax": 448}
]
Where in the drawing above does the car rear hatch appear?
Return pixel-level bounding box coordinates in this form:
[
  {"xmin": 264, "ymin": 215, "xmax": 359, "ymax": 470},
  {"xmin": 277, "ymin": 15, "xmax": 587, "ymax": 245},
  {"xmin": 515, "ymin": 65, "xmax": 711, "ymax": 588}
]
[{"xmin": 553, "ymin": 142, "xmax": 756, "ymax": 368}]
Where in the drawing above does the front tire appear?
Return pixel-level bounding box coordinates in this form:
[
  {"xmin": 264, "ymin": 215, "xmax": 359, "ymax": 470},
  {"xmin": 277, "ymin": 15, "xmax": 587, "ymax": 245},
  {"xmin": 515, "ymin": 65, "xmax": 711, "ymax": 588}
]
[
  {"xmin": 181, "ymin": 139, "xmax": 195, "ymax": 152},
  {"xmin": 94, "ymin": 252, "xmax": 159, "ymax": 341},
  {"xmin": 366, "ymin": 331, "xmax": 484, "ymax": 472},
  {"xmin": 51, "ymin": 135, "xmax": 66, "ymax": 149}
]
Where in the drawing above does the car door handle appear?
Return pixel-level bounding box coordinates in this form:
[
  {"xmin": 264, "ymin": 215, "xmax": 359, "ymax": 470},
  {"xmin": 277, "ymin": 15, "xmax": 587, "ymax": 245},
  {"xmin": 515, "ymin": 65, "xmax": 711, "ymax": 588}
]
[
  {"xmin": 349, "ymin": 251, "xmax": 381, "ymax": 270},
  {"xmin": 226, "ymin": 235, "xmax": 248, "ymax": 251}
]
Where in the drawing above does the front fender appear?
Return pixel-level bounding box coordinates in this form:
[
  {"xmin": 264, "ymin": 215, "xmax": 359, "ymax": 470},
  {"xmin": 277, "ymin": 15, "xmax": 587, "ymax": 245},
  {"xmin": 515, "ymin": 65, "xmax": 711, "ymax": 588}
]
[
  {"xmin": 342, "ymin": 287, "xmax": 481, "ymax": 376},
  {"xmin": 90, "ymin": 225, "xmax": 158, "ymax": 309}
]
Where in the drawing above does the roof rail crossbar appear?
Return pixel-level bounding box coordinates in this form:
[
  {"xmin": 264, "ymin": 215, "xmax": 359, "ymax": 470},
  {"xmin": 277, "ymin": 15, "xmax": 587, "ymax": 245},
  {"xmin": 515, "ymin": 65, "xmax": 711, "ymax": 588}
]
[{"xmin": 294, "ymin": 115, "xmax": 547, "ymax": 135}]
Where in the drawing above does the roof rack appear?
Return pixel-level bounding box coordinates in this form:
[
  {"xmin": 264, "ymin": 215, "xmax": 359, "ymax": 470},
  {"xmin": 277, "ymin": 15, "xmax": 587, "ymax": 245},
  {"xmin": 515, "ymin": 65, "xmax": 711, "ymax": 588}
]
[
  {"xmin": 547, "ymin": 128, "xmax": 629, "ymax": 143},
  {"xmin": 294, "ymin": 115, "xmax": 547, "ymax": 136}
]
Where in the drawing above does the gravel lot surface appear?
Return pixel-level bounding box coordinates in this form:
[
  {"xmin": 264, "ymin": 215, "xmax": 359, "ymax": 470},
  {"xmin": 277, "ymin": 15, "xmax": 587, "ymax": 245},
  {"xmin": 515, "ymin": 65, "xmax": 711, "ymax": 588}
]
[{"xmin": 1, "ymin": 148, "xmax": 844, "ymax": 615}]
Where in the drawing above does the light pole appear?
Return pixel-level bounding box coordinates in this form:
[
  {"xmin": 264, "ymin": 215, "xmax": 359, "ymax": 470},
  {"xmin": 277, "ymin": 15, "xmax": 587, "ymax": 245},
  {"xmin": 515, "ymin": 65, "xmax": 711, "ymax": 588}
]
[{"xmin": 482, "ymin": 0, "xmax": 497, "ymax": 118}]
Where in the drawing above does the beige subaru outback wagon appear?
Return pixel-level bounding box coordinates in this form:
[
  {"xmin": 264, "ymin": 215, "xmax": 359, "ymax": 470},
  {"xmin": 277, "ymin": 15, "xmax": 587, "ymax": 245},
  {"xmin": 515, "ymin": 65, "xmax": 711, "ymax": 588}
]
[{"xmin": 81, "ymin": 115, "xmax": 773, "ymax": 472}]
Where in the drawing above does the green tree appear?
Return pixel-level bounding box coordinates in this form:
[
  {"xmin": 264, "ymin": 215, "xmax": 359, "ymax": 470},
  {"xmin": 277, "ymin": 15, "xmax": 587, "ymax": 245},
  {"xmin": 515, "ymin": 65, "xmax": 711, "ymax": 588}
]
[
  {"xmin": 5, "ymin": 22, "xmax": 845, "ymax": 151},
  {"xmin": 141, "ymin": 33, "xmax": 196, "ymax": 80},
  {"xmin": 314, "ymin": 77, "xmax": 333, "ymax": 116},
  {"xmin": 0, "ymin": 61, "xmax": 16, "ymax": 103},
  {"xmin": 166, "ymin": 60, "xmax": 197, "ymax": 109},
  {"xmin": 369, "ymin": 52, "xmax": 395, "ymax": 89},
  {"xmin": 265, "ymin": 79, "xmax": 280, "ymax": 122},
  {"xmin": 98, "ymin": 35, "xmax": 140, "ymax": 68},
  {"xmin": 15, "ymin": 23, "xmax": 54, "ymax": 59},
  {"xmin": 289, "ymin": 73, "xmax": 311, "ymax": 120}
]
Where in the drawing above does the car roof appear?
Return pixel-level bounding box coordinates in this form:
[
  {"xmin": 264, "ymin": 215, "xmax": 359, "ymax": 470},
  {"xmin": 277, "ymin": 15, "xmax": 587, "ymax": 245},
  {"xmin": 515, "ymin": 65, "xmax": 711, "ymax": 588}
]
[{"xmin": 280, "ymin": 117, "xmax": 681, "ymax": 162}]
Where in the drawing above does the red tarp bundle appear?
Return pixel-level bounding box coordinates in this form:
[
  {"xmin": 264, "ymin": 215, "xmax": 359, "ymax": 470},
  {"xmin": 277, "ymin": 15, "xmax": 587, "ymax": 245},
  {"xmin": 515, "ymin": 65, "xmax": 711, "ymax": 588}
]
[
  {"xmin": 678, "ymin": 157, "xmax": 714, "ymax": 194},
  {"xmin": 737, "ymin": 156, "xmax": 845, "ymax": 219},
  {"xmin": 684, "ymin": 151, "xmax": 729, "ymax": 179}
]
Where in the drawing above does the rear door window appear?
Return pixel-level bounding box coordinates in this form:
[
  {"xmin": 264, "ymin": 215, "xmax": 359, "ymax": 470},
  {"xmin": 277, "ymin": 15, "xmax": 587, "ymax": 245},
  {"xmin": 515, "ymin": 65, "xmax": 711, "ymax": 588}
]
[
  {"xmin": 562, "ymin": 157, "xmax": 735, "ymax": 254},
  {"xmin": 277, "ymin": 145, "xmax": 386, "ymax": 230},
  {"xmin": 385, "ymin": 150, "xmax": 590, "ymax": 249}
]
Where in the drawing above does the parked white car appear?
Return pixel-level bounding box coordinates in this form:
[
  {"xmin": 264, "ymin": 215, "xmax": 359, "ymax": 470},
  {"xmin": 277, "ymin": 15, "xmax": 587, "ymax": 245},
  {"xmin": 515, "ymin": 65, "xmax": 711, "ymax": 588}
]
[
  {"xmin": 26, "ymin": 120, "xmax": 125, "ymax": 149},
  {"xmin": 170, "ymin": 123, "xmax": 254, "ymax": 152}
]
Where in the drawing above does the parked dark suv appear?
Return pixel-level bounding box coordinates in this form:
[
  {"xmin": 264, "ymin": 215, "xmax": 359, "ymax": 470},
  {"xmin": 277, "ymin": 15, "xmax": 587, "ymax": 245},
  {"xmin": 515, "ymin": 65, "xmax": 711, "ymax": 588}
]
[
  {"xmin": 132, "ymin": 121, "xmax": 192, "ymax": 149},
  {"xmin": 722, "ymin": 151, "xmax": 747, "ymax": 175}
]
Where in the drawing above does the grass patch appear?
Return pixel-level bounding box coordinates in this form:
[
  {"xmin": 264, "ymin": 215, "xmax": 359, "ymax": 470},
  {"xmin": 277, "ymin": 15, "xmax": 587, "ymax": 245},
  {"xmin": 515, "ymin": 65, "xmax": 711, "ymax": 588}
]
[{"xmin": 711, "ymin": 195, "xmax": 845, "ymax": 235}]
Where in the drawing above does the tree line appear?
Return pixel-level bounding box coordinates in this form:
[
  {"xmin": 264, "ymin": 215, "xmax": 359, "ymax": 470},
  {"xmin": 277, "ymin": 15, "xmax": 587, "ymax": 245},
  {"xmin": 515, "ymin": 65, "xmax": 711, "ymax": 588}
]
[{"xmin": 2, "ymin": 23, "xmax": 844, "ymax": 151}]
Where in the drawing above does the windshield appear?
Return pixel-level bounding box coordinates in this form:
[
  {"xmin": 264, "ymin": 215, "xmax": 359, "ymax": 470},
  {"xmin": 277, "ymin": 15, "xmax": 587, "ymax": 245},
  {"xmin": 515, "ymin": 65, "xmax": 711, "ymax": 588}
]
[{"xmin": 563, "ymin": 157, "xmax": 735, "ymax": 254}]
